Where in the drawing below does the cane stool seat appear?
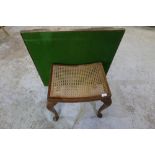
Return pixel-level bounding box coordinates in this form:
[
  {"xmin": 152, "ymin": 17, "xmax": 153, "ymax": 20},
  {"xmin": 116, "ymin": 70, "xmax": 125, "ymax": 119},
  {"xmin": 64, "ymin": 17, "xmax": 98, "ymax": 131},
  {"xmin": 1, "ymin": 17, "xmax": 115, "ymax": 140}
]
[
  {"xmin": 49, "ymin": 63, "xmax": 111, "ymax": 99},
  {"xmin": 47, "ymin": 62, "xmax": 112, "ymax": 121}
]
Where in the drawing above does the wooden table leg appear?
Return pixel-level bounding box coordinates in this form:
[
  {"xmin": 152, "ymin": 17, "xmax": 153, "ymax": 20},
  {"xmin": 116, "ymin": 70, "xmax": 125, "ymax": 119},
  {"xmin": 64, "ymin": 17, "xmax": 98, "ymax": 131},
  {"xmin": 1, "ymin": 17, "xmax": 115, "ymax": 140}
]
[
  {"xmin": 97, "ymin": 97, "xmax": 112, "ymax": 118},
  {"xmin": 47, "ymin": 101, "xmax": 59, "ymax": 121}
]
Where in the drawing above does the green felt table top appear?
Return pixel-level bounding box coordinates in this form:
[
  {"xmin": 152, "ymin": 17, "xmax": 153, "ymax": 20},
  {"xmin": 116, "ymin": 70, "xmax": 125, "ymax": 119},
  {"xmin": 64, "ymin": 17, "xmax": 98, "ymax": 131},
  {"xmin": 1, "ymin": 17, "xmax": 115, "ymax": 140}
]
[{"xmin": 21, "ymin": 28, "xmax": 125, "ymax": 86}]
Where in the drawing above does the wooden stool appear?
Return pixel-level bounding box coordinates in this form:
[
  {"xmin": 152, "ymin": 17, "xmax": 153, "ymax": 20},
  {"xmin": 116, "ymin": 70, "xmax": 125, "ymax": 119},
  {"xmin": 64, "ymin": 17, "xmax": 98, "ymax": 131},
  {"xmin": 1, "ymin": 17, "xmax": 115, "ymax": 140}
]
[{"xmin": 47, "ymin": 62, "xmax": 112, "ymax": 121}]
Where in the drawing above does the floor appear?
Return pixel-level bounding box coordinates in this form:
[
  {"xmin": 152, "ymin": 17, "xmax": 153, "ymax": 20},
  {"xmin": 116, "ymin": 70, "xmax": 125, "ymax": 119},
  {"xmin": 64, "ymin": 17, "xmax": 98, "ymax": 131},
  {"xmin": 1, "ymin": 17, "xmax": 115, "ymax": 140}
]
[{"xmin": 0, "ymin": 26, "xmax": 155, "ymax": 128}]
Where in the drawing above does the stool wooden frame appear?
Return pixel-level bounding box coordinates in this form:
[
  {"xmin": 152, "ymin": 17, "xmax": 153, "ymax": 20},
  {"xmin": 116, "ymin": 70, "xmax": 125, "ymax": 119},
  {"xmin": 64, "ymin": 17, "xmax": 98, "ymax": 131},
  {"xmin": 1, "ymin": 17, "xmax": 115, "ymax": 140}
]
[{"xmin": 47, "ymin": 63, "xmax": 112, "ymax": 121}]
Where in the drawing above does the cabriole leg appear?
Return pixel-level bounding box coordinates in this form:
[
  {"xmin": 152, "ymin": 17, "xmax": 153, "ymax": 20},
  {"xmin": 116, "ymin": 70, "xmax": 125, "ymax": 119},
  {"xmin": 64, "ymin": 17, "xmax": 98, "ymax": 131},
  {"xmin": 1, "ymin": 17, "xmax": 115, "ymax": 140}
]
[
  {"xmin": 97, "ymin": 97, "xmax": 112, "ymax": 118},
  {"xmin": 47, "ymin": 101, "xmax": 59, "ymax": 121}
]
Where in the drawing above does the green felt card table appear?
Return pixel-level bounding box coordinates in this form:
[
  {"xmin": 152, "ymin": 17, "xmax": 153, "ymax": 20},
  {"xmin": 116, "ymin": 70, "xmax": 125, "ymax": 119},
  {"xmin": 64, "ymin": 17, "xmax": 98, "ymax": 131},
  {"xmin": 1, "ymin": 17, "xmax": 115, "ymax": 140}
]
[{"xmin": 21, "ymin": 27, "xmax": 125, "ymax": 121}]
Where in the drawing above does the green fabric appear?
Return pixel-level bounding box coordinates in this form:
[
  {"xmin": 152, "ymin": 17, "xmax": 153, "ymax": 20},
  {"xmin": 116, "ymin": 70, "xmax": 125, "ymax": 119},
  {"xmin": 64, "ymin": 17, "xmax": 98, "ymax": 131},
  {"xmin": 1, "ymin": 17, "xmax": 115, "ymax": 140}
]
[{"xmin": 21, "ymin": 29, "xmax": 125, "ymax": 85}]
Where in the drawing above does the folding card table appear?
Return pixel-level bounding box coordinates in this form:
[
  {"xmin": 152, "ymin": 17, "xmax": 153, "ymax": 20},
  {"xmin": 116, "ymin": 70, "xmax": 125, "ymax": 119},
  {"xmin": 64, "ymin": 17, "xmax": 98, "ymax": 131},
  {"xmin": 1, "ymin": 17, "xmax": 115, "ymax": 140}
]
[{"xmin": 21, "ymin": 28, "xmax": 125, "ymax": 121}]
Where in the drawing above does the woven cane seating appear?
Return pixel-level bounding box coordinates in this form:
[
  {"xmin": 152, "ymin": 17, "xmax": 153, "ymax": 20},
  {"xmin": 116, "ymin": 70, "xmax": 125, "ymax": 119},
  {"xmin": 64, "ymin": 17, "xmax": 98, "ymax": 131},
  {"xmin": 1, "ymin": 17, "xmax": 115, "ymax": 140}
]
[{"xmin": 47, "ymin": 62, "xmax": 112, "ymax": 121}]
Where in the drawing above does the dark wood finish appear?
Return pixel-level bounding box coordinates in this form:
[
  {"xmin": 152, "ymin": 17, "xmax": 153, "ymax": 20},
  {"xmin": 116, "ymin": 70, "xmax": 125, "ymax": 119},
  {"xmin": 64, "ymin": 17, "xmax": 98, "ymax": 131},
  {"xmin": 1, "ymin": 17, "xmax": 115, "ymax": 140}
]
[
  {"xmin": 47, "ymin": 96, "xmax": 112, "ymax": 121},
  {"xmin": 47, "ymin": 101, "xmax": 59, "ymax": 121},
  {"xmin": 97, "ymin": 97, "xmax": 112, "ymax": 118},
  {"xmin": 47, "ymin": 64, "xmax": 112, "ymax": 121}
]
